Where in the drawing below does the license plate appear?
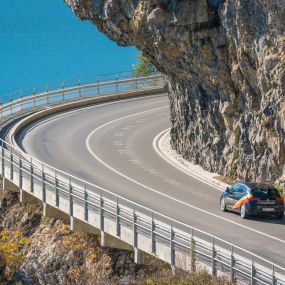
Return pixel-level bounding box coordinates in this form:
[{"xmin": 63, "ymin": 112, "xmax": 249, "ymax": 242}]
[
  {"xmin": 262, "ymin": 208, "xmax": 274, "ymax": 212},
  {"xmin": 262, "ymin": 201, "xmax": 275, "ymax": 205}
]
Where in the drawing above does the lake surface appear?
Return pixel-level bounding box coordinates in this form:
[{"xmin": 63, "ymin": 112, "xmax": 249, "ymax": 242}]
[{"xmin": 0, "ymin": 0, "xmax": 138, "ymax": 96}]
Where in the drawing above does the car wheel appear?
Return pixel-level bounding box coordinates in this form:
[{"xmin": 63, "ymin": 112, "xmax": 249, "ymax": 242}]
[
  {"xmin": 276, "ymin": 212, "xmax": 284, "ymax": 219},
  {"xmin": 220, "ymin": 197, "xmax": 228, "ymax": 212},
  {"xmin": 240, "ymin": 204, "xmax": 249, "ymax": 219}
]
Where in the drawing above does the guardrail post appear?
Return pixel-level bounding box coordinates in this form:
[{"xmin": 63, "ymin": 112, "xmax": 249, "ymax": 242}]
[
  {"xmin": 97, "ymin": 77, "xmax": 100, "ymax": 94},
  {"xmin": 212, "ymin": 237, "xmax": 217, "ymax": 277},
  {"xmin": 272, "ymin": 265, "xmax": 277, "ymax": 285},
  {"xmin": 99, "ymin": 191, "xmax": 104, "ymax": 231},
  {"xmin": 84, "ymin": 184, "xmax": 88, "ymax": 222},
  {"xmin": 10, "ymin": 95, "xmax": 12, "ymax": 115},
  {"xmin": 170, "ymin": 226, "xmax": 176, "ymax": 276},
  {"xmin": 62, "ymin": 81, "xmax": 65, "ymax": 102},
  {"xmin": 33, "ymin": 87, "xmax": 36, "ymax": 108},
  {"xmin": 151, "ymin": 212, "xmax": 155, "ymax": 254},
  {"xmin": 116, "ymin": 197, "xmax": 120, "ymax": 237},
  {"xmin": 46, "ymin": 84, "xmax": 49, "ymax": 104},
  {"xmin": 190, "ymin": 228, "xmax": 196, "ymax": 273},
  {"xmin": 19, "ymin": 153, "xmax": 22, "ymax": 189},
  {"xmin": 1, "ymin": 141, "xmax": 4, "ymax": 177},
  {"xmin": 41, "ymin": 164, "xmax": 46, "ymax": 203},
  {"xmin": 251, "ymin": 260, "xmax": 255, "ymax": 285},
  {"xmin": 230, "ymin": 246, "xmax": 235, "ymax": 283},
  {"xmin": 135, "ymin": 78, "xmax": 138, "ymax": 89},
  {"xmin": 133, "ymin": 206, "xmax": 137, "ymax": 249},
  {"xmin": 30, "ymin": 158, "xmax": 34, "ymax": 193},
  {"xmin": 69, "ymin": 178, "xmax": 73, "ymax": 217},
  {"xmin": 55, "ymin": 171, "xmax": 59, "ymax": 207},
  {"xmin": 78, "ymin": 78, "xmax": 81, "ymax": 97},
  {"xmin": 19, "ymin": 91, "xmax": 23, "ymax": 111},
  {"xmin": 10, "ymin": 149, "xmax": 13, "ymax": 181},
  {"xmin": 116, "ymin": 74, "xmax": 118, "ymax": 92}
]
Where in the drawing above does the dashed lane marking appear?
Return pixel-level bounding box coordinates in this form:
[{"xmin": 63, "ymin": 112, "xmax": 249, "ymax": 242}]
[{"xmin": 86, "ymin": 105, "xmax": 285, "ymax": 245}]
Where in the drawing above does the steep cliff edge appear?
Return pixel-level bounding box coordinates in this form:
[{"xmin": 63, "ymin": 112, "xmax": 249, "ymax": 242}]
[{"xmin": 65, "ymin": 0, "xmax": 285, "ymax": 182}]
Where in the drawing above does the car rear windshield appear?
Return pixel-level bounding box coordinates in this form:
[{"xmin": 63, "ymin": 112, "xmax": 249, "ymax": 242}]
[{"xmin": 251, "ymin": 188, "xmax": 281, "ymax": 199}]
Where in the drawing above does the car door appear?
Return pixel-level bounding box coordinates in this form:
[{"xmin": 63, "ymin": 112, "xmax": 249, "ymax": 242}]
[
  {"xmin": 226, "ymin": 185, "xmax": 238, "ymax": 209},
  {"xmin": 232, "ymin": 187, "xmax": 244, "ymax": 212}
]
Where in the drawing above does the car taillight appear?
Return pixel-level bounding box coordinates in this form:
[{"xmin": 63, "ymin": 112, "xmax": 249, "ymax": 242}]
[
  {"xmin": 248, "ymin": 197, "xmax": 258, "ymax": 202},
  {"xmin": 276, "ymin": 197, "xmax": 284, "ymax": 202}
]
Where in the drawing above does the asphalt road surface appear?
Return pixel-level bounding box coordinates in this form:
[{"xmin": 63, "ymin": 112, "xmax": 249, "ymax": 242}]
[{"xmin": 17, "ymin": 94, "xmax": 285, "ymax": 268}]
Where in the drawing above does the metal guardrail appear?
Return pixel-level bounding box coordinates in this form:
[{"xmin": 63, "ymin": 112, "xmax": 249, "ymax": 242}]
[
  {"xmin": 0, "ymin": 71, "xmax": 163, "ymax": 120},
  {"xmin": 0, "ymin": 70, "xmax": 140, "ymax": 104},
  {"xmin": 0, "ymin": 74, "xmax": 285, "ymax": 285}
]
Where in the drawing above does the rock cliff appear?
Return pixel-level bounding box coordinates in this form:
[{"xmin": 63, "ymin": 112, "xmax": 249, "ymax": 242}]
[{"xmin": 65, "ymin": 0, "xmax": 285, "ymax": 182}]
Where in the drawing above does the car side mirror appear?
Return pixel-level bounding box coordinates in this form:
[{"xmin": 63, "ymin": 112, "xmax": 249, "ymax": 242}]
[{"xmin": 226, "ymin": 187, "xmax": 233, "ymax": 194}]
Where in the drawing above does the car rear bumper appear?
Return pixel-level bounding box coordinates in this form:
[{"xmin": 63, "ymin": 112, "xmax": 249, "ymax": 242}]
[{"xmin": 246, "ymin": 204, "xmax": 284, "ymax": 216}]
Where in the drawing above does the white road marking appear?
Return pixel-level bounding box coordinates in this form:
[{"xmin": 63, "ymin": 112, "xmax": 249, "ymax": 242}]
[
  {"xmin": 117, "ymin": 149, "xmax": 128, "ymax": 154},
  {"xmin": 165, "ymin": 179, "xmax": 180, "ymax": 185},
  {"xmin": 128, "ymin": 159, "xmax": 140, "ymax": 163},
  {"xmin": 86, "ymin": 106, "xmax": 285, "ymax": 245},
  {"xmin": 145, "ymin": 169, "xmax": 160, "ymax": 174},
  {"xmin": 113, "ymin": 141, "xmax": 124, "ymax": 146},
  {"xmin": 114, "ymin": 133, "xmax": 124, "ymax": 137},
  {"xmin": 153, "ymin": 129, "xmax": 225, "ymax": 192}
]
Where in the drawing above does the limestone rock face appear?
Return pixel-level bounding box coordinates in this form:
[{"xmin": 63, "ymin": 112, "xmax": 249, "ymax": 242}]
[{"xmin": 65, "ymin": 0, "xmax": 285, "ymax": 182}]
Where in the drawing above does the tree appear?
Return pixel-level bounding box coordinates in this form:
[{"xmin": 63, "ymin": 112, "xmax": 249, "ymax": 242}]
[{"xmin": 133, "ymin": 54, "xmax": 156, "ymax": 77}]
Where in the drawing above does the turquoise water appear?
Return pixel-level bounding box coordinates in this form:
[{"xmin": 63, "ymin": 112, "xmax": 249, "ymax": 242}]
[{"xmin": 0, "ymin": 0, "xmax": 138, "ymax": 96}]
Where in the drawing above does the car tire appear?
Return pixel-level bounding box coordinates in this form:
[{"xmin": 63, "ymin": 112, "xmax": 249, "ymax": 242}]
[
  {"xmin": 276, "ymin": 212, "xmax": 284, "ymax": 220},
  {"xmin": 240, "ymin": 204, "xmax": 249, "ymax": 219},
  {"xmin": 220, "ymin": 197, "xmax": 228, "ymax": 212}
]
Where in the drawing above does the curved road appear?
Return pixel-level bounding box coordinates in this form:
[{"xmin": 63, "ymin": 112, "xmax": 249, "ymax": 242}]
[{"xmin": 17, "ymin": 94, "xmax": 285, "ymax": 268}]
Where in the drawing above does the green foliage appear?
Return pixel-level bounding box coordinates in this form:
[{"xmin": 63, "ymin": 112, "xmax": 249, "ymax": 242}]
[
  {"xmin": 228, "ymin": 170, "xmax": 237, "ymax": 181},
  {"xmin": 277, "ymin": 186, "xmax": 284, "ymax": 197},
  {"xmin": 133, "ymin": 54, "xmax": 156, "ymax": 77}
]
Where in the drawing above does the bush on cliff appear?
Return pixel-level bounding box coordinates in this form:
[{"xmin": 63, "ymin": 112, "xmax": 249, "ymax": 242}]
[
  {"xmin": 0, "ymin": 229, "xmax": 28, "ymax": 280},
  {"xmin": 133, "ymin": 54, "xmax": 156, "ymax": 77}
]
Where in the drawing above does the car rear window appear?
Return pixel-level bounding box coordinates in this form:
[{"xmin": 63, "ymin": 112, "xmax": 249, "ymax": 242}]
[{"xmin": 251, "ymin": 188, "xmax": 281, "ymax": 199}]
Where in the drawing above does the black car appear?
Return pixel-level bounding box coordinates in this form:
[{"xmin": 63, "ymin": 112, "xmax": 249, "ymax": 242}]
[{"xmin": 220, "ymin": 182, "xmax": 284, "ymax": 219}]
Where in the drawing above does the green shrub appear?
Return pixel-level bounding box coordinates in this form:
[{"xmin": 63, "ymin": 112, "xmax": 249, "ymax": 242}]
[{"xmin": 133, "ymin": 54, "xmax": 156, "ymax": 77}]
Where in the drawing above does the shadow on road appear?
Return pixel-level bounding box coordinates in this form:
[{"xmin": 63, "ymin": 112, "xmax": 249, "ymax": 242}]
[{"xmin": 228, "ymin": 211, "xmax": 285, "ymax": 225}]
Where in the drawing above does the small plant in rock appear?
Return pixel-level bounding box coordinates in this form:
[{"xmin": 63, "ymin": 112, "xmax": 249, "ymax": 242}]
[
  {"xmin": 133, "ymin": 54, "xmax": 156, "ymax": 77},
  {"xmin": 228, "ymin": 169, "xmax": 237, "ymax": 181}
]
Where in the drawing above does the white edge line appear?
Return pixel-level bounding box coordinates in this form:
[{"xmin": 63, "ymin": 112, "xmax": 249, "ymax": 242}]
[
  {"xmin": 10, "ymin": 95, "xmax": 285, "ymax": 270},
  {"xmin": 85, "ymin": 106, "xmax": 285, "ymax": 247},
  {"xmin": 153, "ymin": 128, "xmax": 226, "ymax": 192}
]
